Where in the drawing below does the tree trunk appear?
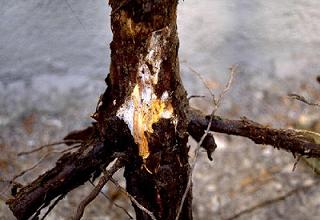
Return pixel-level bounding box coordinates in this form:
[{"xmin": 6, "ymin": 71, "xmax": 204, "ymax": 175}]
[{"xmin": 96, "ymin": 1, "xmax": 192, "ymax": 219}]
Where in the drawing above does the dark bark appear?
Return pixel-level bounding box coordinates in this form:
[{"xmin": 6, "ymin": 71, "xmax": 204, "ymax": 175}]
[
  {"xmin": 7, "ymin": 119, "xmax": 135, "ymax": 220},
  {"xmin": 95, "ymin": 1, "xmax": 192, "ymax": 219},
  {"xmin": 189, "ymin": 109, "xmax": 320, "ymax": 158},
  {"xmin": 7, "ymin": 1, "xmax": 320, "ymax": 220}
]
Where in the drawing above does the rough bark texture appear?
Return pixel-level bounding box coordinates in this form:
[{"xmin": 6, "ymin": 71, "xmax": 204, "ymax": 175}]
[
  {"xmin": 6, "ymin": 1, "xmax": 320, "ymax": 220},
  {"xmin": 7, "ymin": 119, "xmax": 135, "ymax": 220},
  {"xmin": 189, "ymin": 109, "xmax": 320, "ymax": 158},
  {"xmin": 95, "ymin": 1, "xmax": 192, "ymax": 219}
]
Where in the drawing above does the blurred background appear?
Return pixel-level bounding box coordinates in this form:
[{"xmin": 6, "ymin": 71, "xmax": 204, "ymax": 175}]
[{"xmin": 1, "ymin": 0, "xmax": 320, "ymax": 219}]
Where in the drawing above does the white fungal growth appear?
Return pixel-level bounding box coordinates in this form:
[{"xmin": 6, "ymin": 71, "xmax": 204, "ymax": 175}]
[
  {"xmin": 116, "ymin": 27, "xmax": 176, "ymax": 159},
  {"xmin": 116, "ymin": 99, "xmax": 135, "ymax": 135}
]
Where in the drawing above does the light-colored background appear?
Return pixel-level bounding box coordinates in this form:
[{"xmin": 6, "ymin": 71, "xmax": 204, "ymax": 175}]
[{"xmin": 1, "ymin": 1, "xmax": 320, "ymax": 219}]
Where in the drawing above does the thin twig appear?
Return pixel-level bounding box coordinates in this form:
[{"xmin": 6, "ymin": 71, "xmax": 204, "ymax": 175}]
[
  {"xmin": 188, "ymin": 95, "xmax": 206, "ymax": 101},
  {"xmin": 225, "ymin": 180, "xmax": 319, "ymax": 220},
  {"xmin": 12, "ymin": 154, "xmax": 49, "ymax": 181},
  {"xmin": 176, "ymin": 66, "xmax": 236, "ymax": 220},
  {"xmin": 288, "ymin": 93, "xmax": 320, "ymax": 107},
  {"xmin": 111, "ymin": 0, "xmax": 133, "ymax": 15},
  {"xmin": 292, "ymin": 155, "xmax": 302, "ymax": 172},
  {"xmin": 64, "ymin": 0, "xmax": 88, "ymax": 34},
  {"xmin": 109, "ymin": 177, "xmax": 157, "ymax": 220},
  {"xmin": 13, "ymin": 144, "xmax": 82, "ymax": 182},
  {"xmin": 89, "ymin": 180, "xmax": 134, "ymax": 219},
  {"xmin": 183, "ymin": 62, "xmax": 215, "ymax": 99},
  {"xmin": 63, "ymin": 0, "xmax": 111, "ymax": 55},
  {"xmin": 40, "ymin": 193, "xmax": 66, "ymax": 220},
  {"xmin": 73, "ymin": 158, "xmax": 125, "ymax": 220},
  {"xmin": 17, "ymin": 140, "xmax": 81, "ymax": 156},
  {"xmin": 212, "ymin": 65, "xmax": 237, "ymax": 111}
]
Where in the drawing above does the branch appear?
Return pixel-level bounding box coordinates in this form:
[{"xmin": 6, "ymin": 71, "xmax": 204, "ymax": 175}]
[
  {"xmin": 177, "ymin": 66, "xmax": 236, "ymax": 220},
  {"xmin": 88, "ymin": 180, "xmax": 134, "ymax": 219},
  {"xmin": 17, "ymin": 140, "xmax": 82, "ymax": 156},
  {"xmin": 73, "ymin": 157, "xmax": 126, "ymax": 220},
  {"xmin": 188, "ymin": 109, "xmax": 320, "ymax": 158},
  {"xmin": 225, "ymin": 179, "xmax": 319, "ymax": 220},
  {"xmin": 109, "ymin": 177, "xmax": 157, "ymax": 220},
  {"xmin": 288, "ymin": 93, "xmax": 320, "ymax": 107},
  {"xmin": 7, "ymin": 117, "xmax": 135, "ymax": 220}
]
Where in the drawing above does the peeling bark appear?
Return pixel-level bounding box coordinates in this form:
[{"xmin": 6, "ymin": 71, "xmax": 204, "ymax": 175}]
[
  {"xmin": 95, "ymin": 1, "xmax": 192, "ymax": 219},
  {"xmin": 6, "ymin": 1, "xmax": 320, "ymax": 220}
]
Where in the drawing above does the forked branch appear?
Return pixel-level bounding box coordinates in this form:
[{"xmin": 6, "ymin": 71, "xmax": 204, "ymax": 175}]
[{"xmin": 73, "ymin": 157, "xmax": 127, "ymax": 220}]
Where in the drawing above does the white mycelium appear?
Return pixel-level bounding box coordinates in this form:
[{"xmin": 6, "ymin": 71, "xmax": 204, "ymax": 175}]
[{"xmin": 116, "ymin": 27, "xmax": 175, "ymax": 158}]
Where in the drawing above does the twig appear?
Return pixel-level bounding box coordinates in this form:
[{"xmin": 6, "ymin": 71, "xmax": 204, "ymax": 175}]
[
  {"xmin": 111, "ymin": 0, "xmax": 133, "ymax": 15},
  {"xmin": 13, "ymin": 144, "xmax": 82, "ymax": 182},
  {"xmin": 73, "ymin": 158, "xmax": 125, "ymax": 220},
  {"xmin": 88, "ymin": 180, "xmax": 134, "ymax": 219},
  {"xmin": 225, "ymin": 180, "xmax": 319, "ymax": 220},
  {"xmin": 40, "ymin": 193, "xmax": 66, "ymax": 220},
  {"xmin": 288, "ymin": 93, "xmax": 320, "ymax": 107},
  {"xmin": 176, "ymin": 66, "xmax": 236, "ymax": 220},
  {"xmin": 17, "ymin": 140, "xmax": 81, "ymax": 156},
  {"xmin": 64, "ymin": 0, "xmax": 88, "ymax": 34},
  {"xmin": 292, "ymin": 155, "xmax": 302, "ymax": 172},
  {"xmin": 109, "ymin": 177, "xmax": 157, "ymax": 220},
  {"xmin": 183, "ymin": 62, "xmax": 215, "ymax": 99},
  {"xmin": 188, "ymin": 95, "xmax": 206, "ymax": 101},
  {"xmin": 8, "ymin": 118, "xmax": 134, "ymax": 220},
  {"xmin": 212, "ymin": 65, "xmax": 237, "ymax": 111}
]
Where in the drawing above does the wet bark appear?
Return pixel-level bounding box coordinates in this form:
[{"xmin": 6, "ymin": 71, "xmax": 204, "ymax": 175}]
[{"xmin": 94, "ymin": 1, "xmax": 192, "ymax": 219}]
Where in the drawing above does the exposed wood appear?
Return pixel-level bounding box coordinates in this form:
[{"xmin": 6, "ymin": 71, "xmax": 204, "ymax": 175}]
[
  {"xmin": 98, "ymin": 1, "xmax": 192, "ymax": 219},
  {"xmin": 7, "ymin": 1, "xmax": 320, "ymax": 220},
  {"xmin": 7, "ymin": 110, "xmax": 320, "ymax": 219}
]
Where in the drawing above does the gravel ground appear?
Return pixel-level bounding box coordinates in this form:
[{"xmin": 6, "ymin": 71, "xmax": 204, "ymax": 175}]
[{"xmin": 1, "ymin": 1, "xmax": 320, "ymax": 219}]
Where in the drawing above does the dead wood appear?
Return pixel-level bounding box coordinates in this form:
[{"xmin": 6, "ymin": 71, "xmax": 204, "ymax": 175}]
[
  {"xmin": 73, "ymin": 157, "xmax": 127, "ymax": 220},
  {"xmin": 188, "ymin": 109, "xmax": 320, "ymax": 158},
  {"xmin": 7, "ymin": 109, "xmax": 320, "ymax": 219},
  {"xmin": 7, "ymin": 118, "xmax": 135, "ymax": 220},
  {"xmin": 6, "ymin": 1, "xmax": 320, "ymax": 220}
]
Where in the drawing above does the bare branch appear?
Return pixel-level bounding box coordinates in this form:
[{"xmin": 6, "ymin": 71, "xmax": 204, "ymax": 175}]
[
  {"xmin": 288, "ymin": 93, "xmax": 320, "ymax": 107},
  {"xmin": 212, "ymin": 65, "xmax": 237, "ymax": 111},
  {"xmin": 292, "ymin": 155, "xmax": 302, "ymax": 172},
  {"xmin": 109, "ymin": 177, "xmax": 157, "ymax": 220},
  {"xmin": 17, "ymin": 140, "xmax": 82, "ymax": 156},
  {"xmin": 7, "ymin": 117, "xmax": 135, "ymax": 220},
  {"xmin": 225, "ymin": 180, "xmax": 319, "ymax": 220},
  {"xmin": 176, "ymin": 66, "xmax": 236, "ymax": 220},
  {"xmin": 188, "ymin": 95, "xmax": 206, "ymax": 101},
  {"xmin": 40, "ymin": 193, "xmax": 66, "ymax": 220},
  {"xmin": 13, "ymin": 144, "xmax": 82, "ymax": 182},
  {"xmin": 88, "ymin": 180, "xmax": 134, "ymax": 220},
  {"xmin": 110, "ymin": 0, "xmax": 133, "ymax": 15},
  {"xmin": 183, "ymin": 62, "xmax": 215, "ymax": 99},
  {"xmin": 188, "ymin": 65, "xmax": 236, "ymax": 156},
  {"xmin": 73, "ymin": 158, "xmax": 126, "ymax": 220},
  {"xmin": 189, "ymin": 110, "xmax": 320, "ymax": 158}
]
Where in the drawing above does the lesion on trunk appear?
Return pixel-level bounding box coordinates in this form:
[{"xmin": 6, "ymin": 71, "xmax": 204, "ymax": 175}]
[
  {"xmin": 116, "ymin": 26, "xmax": 176, "ymax": 160},
  {"xmin": 95, "ymin": 1, "xmax": 192, "ymax": 219},
  {"xmin": 97, "ymin": 0, "xmax": 189, "ymax": 161}
]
